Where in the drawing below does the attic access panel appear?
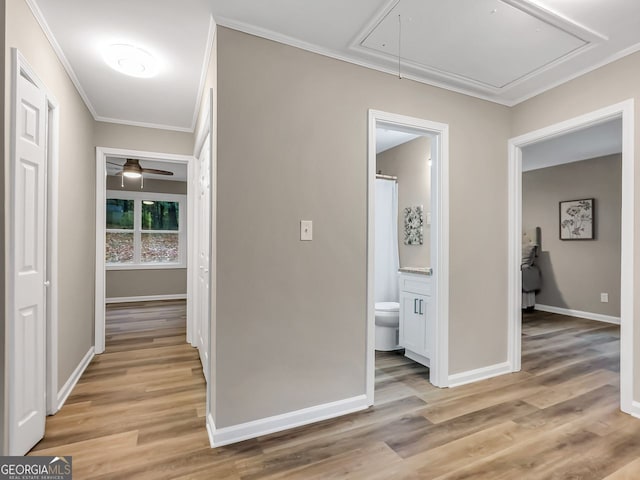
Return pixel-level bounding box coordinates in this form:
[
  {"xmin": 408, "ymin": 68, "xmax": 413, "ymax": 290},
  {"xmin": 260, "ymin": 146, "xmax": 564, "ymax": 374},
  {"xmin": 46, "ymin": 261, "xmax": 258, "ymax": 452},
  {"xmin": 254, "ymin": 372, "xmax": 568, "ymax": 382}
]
[{"xmin": 359, "ymin": 0, "xmax": 590, "ymax": 89}]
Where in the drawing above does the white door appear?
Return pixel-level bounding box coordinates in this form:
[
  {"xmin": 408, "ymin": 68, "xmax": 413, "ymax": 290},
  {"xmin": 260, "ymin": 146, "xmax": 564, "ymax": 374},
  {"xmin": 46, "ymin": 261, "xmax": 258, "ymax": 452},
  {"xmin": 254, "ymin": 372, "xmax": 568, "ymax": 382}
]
[
  {"xmin": 196, "ymin": 134, "xmax": 211, "ymax": 380},
  {"xmin": 9, "ymin": 69, "xmax": 48, "ymax": 455}
]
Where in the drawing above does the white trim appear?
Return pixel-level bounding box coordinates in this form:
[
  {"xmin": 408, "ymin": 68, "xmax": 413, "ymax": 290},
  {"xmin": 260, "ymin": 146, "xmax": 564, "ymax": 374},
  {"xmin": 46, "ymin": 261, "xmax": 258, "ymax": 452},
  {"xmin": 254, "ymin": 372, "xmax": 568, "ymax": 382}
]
[
  {"xmin": 508, "ymin": 99, "xmax": 634, "ymax": 415},
  {"xmin": 629, "ymin": 401, "xmax": 640, "ymax": 420},
  {"xmin": 366, "ymin": 110, "xmax": 450, "ymax": 405},
  {"xmin": 45, "ymin": 92, "xmax": 60, "ymax": 416},
  {"xmin": 209, "ymin": 395, "xmax": 368, "ymax": 447},
  {"xmin": 23, "ymin": 0, "xmax": 98, "ymax": 119},
  {"xmin": 56, "ymin": 347, "xmax": 94, "ymax": 411},
  {"xmin": 535, "ymin": 304, "xmax": 620, "ymax": 325},
  {"xmin": 206, "ymin": 413, "xmax": 216, "ymax": 448},
  {"xmin": 215, "ymin": 16, "xmax": 640, "ymax": 109},
  {"xmin": 106, "ymin": 294, "xmax": 187, "ymax": 304},
  {"xmin": 189, "ymin": 17, "xmax": 217, "ymax": 134},
  {"xmin": 95, "ymin": 147, "xmax": 195, "ymax": 355},
  {"xmin": 448, "ymin": 362, "xmax": 512, "ymax": 388},
  {"xmin": 215, "ymin": 16, "xmax": 505, "ymax": 107},
  {"xmin": 93, "ymin": 116, "xmax": 193, "ymax": 133}
]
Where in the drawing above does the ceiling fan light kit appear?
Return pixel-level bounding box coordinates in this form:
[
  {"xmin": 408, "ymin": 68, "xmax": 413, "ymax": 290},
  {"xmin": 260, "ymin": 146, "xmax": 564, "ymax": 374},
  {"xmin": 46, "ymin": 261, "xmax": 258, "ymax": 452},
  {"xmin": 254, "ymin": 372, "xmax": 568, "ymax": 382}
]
[{"xmin": 107, "ymin": 158, "xmax": 174, "ymax": 189}]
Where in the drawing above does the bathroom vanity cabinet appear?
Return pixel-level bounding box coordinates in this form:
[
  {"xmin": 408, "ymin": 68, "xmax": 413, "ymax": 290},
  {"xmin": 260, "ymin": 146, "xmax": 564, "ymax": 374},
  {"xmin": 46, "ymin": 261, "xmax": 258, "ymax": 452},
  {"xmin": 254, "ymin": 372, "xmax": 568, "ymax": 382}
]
[{"xmin": 398, "ymin": 269, "xmax": 433, "ymax": 368}]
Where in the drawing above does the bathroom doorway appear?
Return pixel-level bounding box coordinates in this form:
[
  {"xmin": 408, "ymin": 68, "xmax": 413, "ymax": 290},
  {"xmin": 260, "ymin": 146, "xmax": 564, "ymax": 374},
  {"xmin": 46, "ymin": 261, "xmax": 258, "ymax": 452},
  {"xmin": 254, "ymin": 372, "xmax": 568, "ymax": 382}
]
[{"xmin": 366, "ymin": 110, "xmax": 450, "ymax": 405}]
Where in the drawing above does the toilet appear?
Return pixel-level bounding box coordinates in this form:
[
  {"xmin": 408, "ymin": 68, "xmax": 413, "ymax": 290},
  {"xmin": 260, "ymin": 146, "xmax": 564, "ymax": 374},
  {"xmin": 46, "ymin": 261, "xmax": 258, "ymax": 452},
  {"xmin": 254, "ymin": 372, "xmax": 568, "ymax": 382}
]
[{"xmin": 375, "ymin": 302, "xmax": 401, "ymax": 351}]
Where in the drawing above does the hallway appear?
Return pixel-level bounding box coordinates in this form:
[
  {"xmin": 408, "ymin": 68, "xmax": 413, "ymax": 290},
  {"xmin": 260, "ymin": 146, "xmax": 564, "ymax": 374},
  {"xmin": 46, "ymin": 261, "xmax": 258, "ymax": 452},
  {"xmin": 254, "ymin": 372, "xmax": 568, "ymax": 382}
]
[
  {"xmin": 26, "ymin": 306, "xmax": 636, "ymax": 479},
  {"xmin": 28, "ymin": 300, "xmax": 211, "ymax": 478}
]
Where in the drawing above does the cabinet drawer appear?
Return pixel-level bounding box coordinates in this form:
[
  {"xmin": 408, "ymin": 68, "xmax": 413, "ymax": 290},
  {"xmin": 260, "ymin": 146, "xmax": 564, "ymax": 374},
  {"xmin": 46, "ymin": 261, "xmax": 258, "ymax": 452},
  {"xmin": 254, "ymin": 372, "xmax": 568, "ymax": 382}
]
[{"xmin": 399, "ymin": 274, "xmax": 431, "ymax": 296}]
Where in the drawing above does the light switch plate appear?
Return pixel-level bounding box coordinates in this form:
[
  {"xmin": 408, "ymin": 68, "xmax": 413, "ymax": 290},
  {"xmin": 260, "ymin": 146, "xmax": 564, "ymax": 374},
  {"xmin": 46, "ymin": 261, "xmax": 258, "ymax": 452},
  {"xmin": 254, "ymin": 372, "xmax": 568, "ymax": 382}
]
[
  {"xmin": 300, "ymin": 220, "xmax": 313, "ymax": 241},
  {"xmin": 600, "ymin": 293, "xmax": 609, "ymax": 303}
]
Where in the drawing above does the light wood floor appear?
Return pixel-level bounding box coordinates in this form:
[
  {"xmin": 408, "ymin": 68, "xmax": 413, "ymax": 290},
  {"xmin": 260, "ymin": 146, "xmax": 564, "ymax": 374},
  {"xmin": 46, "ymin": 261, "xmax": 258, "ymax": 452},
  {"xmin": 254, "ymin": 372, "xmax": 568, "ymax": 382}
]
[{"xmin": 30, "ymin": 304, "xmax": 639, "ymax": 479}]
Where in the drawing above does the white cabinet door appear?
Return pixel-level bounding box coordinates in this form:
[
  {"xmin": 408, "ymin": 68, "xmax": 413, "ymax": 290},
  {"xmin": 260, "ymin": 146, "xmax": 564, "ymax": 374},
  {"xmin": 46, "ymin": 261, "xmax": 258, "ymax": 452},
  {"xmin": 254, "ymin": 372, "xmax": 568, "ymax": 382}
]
[
  {"xmin": 400, "ymin": 292, "xmax": 427, "ymax": 355},
  {"xmin": 421, "ymin": 295, "xmax": 433, "ymax": 359}
]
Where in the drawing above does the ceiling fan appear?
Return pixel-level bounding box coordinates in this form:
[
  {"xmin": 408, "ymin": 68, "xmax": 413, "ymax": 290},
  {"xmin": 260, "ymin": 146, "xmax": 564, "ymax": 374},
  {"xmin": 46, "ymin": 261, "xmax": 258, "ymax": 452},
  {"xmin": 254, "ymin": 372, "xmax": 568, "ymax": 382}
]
[{"xmin": 107, "ymin": 159, "xmax": 174, "ymax": 179}]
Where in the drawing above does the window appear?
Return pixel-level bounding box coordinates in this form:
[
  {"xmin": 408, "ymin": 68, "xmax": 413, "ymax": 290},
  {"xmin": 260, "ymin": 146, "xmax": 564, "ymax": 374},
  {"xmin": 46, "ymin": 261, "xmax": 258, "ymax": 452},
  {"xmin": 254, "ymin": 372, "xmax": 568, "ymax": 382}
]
[{"xmin": 106, "ymin": 191, "xmax": 186, "ymax": 269}]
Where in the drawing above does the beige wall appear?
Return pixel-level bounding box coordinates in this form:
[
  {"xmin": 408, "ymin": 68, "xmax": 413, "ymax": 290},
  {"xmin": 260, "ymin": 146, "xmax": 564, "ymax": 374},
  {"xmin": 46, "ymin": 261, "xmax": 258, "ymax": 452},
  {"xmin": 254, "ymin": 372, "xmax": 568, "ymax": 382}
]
[
  {"xmin": 5, "ymin": 0, "xmax": 96, "ymax": 399},
  {"xmin": 216, "ymin": 27, "xmax": 511, "ymax": 428},
  {"xmin": 523, "ymin": 155, "xmax": 622, "ymax": 316},
  {"xmin": 377, "ymin": 137, "xmax": 431, "ymax": 268},
  {"xmin": 94, "ymin": 121, "xmax": 194, "ymax": 155},
  {"xmin": 511, "ymin": 52, "xmax": 640, "ymax": 398},
  {"xmin": 105, "ymin": 176, "xmax": 188, "ymax": 299}
]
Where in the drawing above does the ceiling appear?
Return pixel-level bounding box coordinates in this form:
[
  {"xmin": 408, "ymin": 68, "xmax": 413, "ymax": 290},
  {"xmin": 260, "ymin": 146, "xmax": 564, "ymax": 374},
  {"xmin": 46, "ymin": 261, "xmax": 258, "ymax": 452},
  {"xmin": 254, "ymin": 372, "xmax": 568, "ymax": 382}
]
[
  {"xmin": 376, "ymin": 128, "xmax": 421, "ymax": 154},
  {"xmin": 106, "ymin": 157, "xmax": 188, "ymax": 182},
  {"xmin": 29, "ymin": 1, "xmax": 640, "ymax": 132},
  {"xmin": 31, "ymin": 0, "xmax": 214, "ymax": 132},
  {"xmin": 522, "ymin": 117, "xmax": 622, "ymax": 172}
]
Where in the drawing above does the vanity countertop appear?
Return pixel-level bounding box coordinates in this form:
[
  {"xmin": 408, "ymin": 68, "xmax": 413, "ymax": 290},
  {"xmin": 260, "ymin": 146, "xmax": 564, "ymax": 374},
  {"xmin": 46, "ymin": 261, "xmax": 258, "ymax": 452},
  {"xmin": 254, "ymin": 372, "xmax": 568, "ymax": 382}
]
[{"xmin": 399, "ymin": 267, "xmax": 432, "ymax": 276}]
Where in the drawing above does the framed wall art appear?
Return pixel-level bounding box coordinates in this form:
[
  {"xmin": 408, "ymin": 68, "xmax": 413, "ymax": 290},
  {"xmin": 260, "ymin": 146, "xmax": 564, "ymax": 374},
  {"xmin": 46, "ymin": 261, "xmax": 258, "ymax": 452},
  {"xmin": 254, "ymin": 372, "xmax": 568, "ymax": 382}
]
[{"xmin": 559, "ymin": 198, "xmax": 594, "ymax": 240}]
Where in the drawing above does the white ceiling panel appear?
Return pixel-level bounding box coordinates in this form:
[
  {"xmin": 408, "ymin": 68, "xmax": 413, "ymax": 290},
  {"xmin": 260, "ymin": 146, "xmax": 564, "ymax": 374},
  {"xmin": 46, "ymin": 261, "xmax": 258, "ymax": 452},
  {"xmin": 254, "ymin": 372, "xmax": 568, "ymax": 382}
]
[
  {"xmin": 360, "ymin": 0, "xmax": 587, "ymax": 89},
  {"xmin": 29, "ymin": 0, "xmax": 640, "ymax": 129},
  {"xmin": 33, "ymin": 0, "xmax": 213, "ymax": 131}
]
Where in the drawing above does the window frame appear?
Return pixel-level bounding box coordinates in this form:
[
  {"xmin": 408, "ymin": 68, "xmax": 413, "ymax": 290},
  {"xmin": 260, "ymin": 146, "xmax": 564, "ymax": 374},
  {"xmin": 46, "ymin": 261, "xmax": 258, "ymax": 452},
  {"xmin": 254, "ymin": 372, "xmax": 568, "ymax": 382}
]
[{"xmin": 106, "ymin": 190, "xmax": 187, "ymax": 270}]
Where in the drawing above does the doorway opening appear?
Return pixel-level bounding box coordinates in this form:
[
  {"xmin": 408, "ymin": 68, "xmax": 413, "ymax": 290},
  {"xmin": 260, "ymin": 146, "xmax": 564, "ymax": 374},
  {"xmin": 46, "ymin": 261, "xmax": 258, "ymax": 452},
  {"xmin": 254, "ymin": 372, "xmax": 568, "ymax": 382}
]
[
  {"xmin": 366, "ymin": 110, "xmax": 450, "ymax": 404},
  {"xmin": 508, "ymin": 100, "xmax": 635, "ymax": 414},
  {"xmin": 95, "ymin": 148, "xmax": 196, "ymax": 354}
]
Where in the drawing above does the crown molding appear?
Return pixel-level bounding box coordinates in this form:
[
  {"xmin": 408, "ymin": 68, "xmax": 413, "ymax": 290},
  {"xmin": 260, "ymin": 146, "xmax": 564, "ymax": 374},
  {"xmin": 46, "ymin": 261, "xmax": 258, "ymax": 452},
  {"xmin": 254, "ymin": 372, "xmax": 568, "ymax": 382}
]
[
  {"xmin": 24, "ymin": 0, "xmax": 99, "ymax": 118},
  {"xmin": 94, "ymin": 115, "xmax": 194, "ymax": 133}
]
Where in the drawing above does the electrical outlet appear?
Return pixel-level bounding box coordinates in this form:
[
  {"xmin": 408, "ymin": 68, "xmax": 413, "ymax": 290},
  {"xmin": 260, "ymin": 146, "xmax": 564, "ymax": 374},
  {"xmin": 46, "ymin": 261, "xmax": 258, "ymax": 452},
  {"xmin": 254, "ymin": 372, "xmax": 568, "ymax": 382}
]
[{"xmin": 600, "ymin": 293, "xmax": 609, "ymax": 303}]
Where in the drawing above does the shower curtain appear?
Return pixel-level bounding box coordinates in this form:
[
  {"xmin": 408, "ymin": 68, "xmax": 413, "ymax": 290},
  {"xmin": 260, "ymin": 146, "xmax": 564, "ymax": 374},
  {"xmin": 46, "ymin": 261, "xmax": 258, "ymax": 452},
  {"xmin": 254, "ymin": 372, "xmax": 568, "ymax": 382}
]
[{"xmin": 375, "ymin": 179, "xmax": 400, "ymax": 303}]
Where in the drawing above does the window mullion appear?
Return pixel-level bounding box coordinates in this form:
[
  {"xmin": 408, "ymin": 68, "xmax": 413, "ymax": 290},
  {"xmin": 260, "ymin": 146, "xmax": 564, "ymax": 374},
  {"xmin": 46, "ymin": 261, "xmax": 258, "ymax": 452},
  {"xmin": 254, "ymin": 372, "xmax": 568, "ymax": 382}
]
[{"xmin": 134, "ymin": 199, "xmax": 142, "ymax": 264}]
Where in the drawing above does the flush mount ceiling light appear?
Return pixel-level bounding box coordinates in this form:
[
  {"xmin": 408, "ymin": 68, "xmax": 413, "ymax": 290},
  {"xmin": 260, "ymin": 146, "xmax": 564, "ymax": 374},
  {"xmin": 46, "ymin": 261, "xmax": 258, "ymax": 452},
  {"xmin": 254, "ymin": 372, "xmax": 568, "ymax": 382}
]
[{"xmin": 103, "ymin": 44, "xmax": 158, "ymax": 78}]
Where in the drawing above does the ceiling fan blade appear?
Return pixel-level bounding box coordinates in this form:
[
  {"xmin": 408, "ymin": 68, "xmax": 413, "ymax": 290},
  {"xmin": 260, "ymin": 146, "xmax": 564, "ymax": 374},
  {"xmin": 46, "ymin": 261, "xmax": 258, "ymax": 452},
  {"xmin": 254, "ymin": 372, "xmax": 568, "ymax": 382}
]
[
  {"xmin": 107, "ymin": 161, "xmax": 123, "ymax": 166},
  {"xmin": 114, "ymin": 171, "xmax": 123, "ymax": 176},
  {"xmin": 141, "ymin": 168, "xmax": 174, "ymax": 176}
]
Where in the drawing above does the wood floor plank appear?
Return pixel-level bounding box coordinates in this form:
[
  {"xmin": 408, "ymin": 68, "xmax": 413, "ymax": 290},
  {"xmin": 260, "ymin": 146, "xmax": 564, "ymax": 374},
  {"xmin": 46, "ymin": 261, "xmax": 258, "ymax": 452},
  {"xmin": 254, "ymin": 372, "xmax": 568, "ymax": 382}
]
[{"xmin": 28, "ymin": 304, "xmax": 640, "ymax": 479}]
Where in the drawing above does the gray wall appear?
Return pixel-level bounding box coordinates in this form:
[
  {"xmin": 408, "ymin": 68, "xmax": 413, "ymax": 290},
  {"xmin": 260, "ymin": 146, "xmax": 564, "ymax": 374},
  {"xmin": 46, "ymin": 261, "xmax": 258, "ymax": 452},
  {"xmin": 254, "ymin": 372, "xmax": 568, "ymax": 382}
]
[
  {"xmin": 105, "ymin": 176, "xmax": 187, "ymax": 299},
  {"xmin": 216, "ymin": 27, "xmax": 511, "ymax": 428},
  {"xmin": 94, "ymin": 121, "xmax": 194, "ymax": 155},
  {"xmin": 523, "ymin": 155, "xmax": 622, "ymax": 317},
  {"xmin": 511, "ymin": 51, "xmax": 640, "ymax": 398},
  {"xmin": 377, "ymin": 137, "xmax": 431, "ymax": 269},
  {"xmin": 106, "ymin": 175, "xmax": 187, "ymax": 194},
  {"xmin": 106, "ymin": 270, "xmax": 187, "ymax": 298},
  {"xmin": 5, "ymin": 0, "xmax": 96, "ymax": 397}
]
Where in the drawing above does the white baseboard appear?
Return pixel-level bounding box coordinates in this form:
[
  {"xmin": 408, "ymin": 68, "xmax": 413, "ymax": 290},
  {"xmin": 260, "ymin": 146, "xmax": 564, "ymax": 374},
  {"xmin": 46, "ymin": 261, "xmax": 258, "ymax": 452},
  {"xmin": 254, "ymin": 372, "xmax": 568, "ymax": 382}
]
[
  {"xmin": 208, "ymin": 394, "xmax": 369, "ymax": 447},
  {"xmin": 535, "ymin": 304, "xmax": 620, "ymax": 325},
  {"xmin": 206, "ymin": 413, "xmax": 216, "ymax": 448},
  {"xmin": 105, "ymin": 293, "xmax": 187, "ymax": 304},
  {"xmin": 628, "ymin": 401, "xmax": 640, "ymax": 419},
  {"xmin": 57, "ymin": 347, "xmax": 94, "ymax": 411},
  {"xmin": 448, "ymin": 361, "xmax": 512, "ymax": 388}
]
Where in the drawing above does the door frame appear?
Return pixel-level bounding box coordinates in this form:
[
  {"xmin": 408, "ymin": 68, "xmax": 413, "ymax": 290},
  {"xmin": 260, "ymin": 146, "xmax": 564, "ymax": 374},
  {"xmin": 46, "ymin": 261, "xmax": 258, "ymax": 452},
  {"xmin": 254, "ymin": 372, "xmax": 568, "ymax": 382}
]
[
  {"xmin": 7, "ymin": 48, "xmax": 60, "ymax": 453},
  {"xmin": 366, "ymin": 109, "xmax": 450, "ymax": 403},
  {"xmin": 94, "ymin": 147, "xmax": 195, "ymax": 354},
  {"xmin": 507, "ymin": 99, "xmax": 635, "ymax": 414}
]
